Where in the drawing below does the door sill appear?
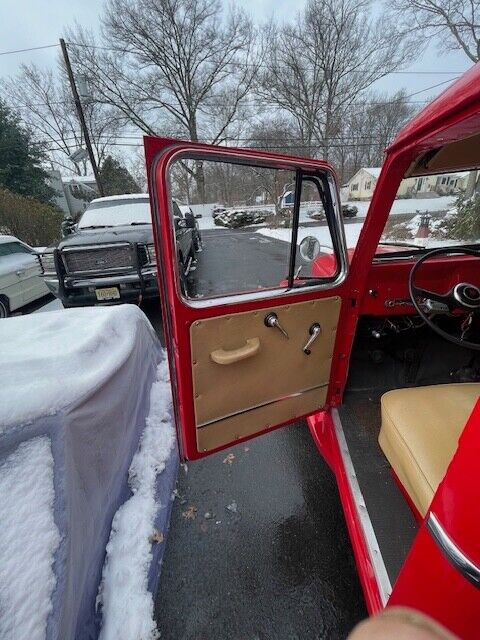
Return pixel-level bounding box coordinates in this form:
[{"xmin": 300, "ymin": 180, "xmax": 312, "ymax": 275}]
[{"xmin": 308, "ymin": 409, "xmax": 391, "ymax": 612}]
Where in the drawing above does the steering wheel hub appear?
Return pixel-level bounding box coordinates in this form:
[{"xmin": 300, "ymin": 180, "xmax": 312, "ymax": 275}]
[
  {"xmin": 453, "ymin": 283, "xmax": 480, "ymax": 308},
  {"xmin": 408, "ymin": 247, "xmax": 480, "ymax": 351}
]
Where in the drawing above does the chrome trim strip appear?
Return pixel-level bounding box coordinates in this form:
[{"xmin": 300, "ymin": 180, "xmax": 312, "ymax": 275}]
[
  {"xmin": 61, "ymin": 242, "xmax": 132, "ymax": 252},
  {"xmin": 427, "ymin": 513, "xmax": 480, "ymax": 589},
  {"xmin": 332, "ymin": 409, "xmax": 392, "ymax": 605},
  {"xmin": 197, "ymin": 382, "xmax": 328, "ymax": 429},
  {"xmin": 64, "ymin": 269, "xmax": 156, "ymax": 288}
]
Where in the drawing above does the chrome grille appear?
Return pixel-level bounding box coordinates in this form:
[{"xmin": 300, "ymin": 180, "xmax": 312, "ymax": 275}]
[{"xmin": 63, "ymin": 244, "xmax": 133, "ymax": 273}]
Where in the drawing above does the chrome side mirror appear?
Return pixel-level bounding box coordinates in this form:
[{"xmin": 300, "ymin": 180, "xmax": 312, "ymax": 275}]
[{"xmin": 299, "ymin": 236, "xmax": 321, "ymax": 262}]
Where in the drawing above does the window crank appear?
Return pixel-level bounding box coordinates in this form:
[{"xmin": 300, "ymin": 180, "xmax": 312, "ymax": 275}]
[
  {"xmin": 303, "ymin": 323, "xmax": 321, "ymax": 355},
  {"xmin": 264, "ymin": 312, "xmax": 289, "ymax": 338}
]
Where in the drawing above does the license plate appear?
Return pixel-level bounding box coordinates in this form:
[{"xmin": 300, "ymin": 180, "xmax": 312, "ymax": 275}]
[{"xmin": 95, "ymin": 287, "xmax": 120, "ymax": 301}]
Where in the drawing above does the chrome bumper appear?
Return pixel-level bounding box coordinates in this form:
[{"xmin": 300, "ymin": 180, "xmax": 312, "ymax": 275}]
[{"xmin": 43, "ymin": 268, "xmax": 156, "ymax": 291}]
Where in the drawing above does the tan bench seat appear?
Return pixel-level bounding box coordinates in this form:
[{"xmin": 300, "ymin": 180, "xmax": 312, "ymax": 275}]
[{"xmin": 378, "ymin": 383, "xmax": 480, "ymax": 517}]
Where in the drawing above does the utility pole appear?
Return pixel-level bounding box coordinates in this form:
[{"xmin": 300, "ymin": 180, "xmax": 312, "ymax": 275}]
[{"xmin": 59, "ymin": 38, "xmax": 104, "ymax": 197}]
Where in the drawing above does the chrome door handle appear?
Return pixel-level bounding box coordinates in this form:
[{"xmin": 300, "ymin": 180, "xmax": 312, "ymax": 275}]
[
  {"xmin": 303, "ymin": 323, "xmax": 321, "ymax": 355},
  {"xmin": 264, "ymin": 312, "xmax": 289, "ymax": 338}
]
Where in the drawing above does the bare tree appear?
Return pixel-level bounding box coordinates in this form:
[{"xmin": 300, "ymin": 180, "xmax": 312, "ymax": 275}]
[
  {"xmin": 257, "ymin": 0, "xmax": 417, "ymax": 161},
  {"xmin": 2, "ymin": 63, "xmax": 120, "ymax": 175},
  {"xmin": 65, "ymin": 0, "xmax": 260, "ymax": 199},
  {"xmin": 332, "ymin": 91, "xmax": 416, "ymax": 181},
  {"xmin": 390, "ymin": 0, "xmax": 480, "ymax": 63}
]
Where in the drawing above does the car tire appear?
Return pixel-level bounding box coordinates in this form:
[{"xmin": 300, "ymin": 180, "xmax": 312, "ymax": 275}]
[{"xmin": 0, "ymin": 297, "xmax": 10, "ymax": 319}]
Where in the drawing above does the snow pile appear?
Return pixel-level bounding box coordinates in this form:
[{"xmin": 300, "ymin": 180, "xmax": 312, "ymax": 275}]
[
  {"xmin": 0, "ymin": 437, "xmax": 60, "ymax": 640},
  {"xmin": 97, "ymin": 359, "xmax": 176, "ymax": 640},
  {"xmin": 0, "ymin": 305, "xmax": 156, "ymax": 430}
]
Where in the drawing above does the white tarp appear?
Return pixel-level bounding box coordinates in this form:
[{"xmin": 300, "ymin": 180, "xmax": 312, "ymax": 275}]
[{"xmin": 0, "ymin": 306, "xmax": 176, "ymax": 640}]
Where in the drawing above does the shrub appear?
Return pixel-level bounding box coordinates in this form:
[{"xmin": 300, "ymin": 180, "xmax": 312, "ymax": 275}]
[
  {"xmin": 444, "ymin": 194, "xmax": 480, "ymax": 241},
  {"xmin": 0, "ymin": 188, "xmax": 63, "ymax": 247}
]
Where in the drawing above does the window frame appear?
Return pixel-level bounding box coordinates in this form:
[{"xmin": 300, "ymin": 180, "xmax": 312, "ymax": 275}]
[{"xmin": 165, "ymin": 150, "xmax": 348, "ymax": 308}]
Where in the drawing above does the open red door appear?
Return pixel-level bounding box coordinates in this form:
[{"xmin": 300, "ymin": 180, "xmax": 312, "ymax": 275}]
[{"xmin": 145, "ymin": 137, "xmax": 351, "ymax": 460}]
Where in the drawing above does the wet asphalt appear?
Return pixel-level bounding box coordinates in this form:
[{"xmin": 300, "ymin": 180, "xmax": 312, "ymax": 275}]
[
  {"xmin": 155, "ymin": 422, "xmax": 366, "ymax": 640},
  {"xmin": 154, "ymin": 229, "xmax": 366, "ymax": 639}
]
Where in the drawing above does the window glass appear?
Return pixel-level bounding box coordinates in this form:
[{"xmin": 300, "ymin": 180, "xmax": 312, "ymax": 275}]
[
  {"xmin": 10, "ymin": 242, "xmax": 32, "ymax": 255},
  {"xmin": 0, "ymin": 242, "xmax": 32, "ymax": 256},
  {"xmin": 168, "ymin": 157, "xmax": 339, "ymax": 299},
  {"xmin": 377, "ymin": 170, "xmax": 479, "ymax": 254},
  {"xmin": 78, "ymin": 197, "xmax": 151, "ymax": 228}
]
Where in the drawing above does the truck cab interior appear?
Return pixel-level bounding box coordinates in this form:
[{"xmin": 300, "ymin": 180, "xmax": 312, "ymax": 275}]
[{"xmin": 146, "ymin": 63, "xmax": 480, "ymax": 632}]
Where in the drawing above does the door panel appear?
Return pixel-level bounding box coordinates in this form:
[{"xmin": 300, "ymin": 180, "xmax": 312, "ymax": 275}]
[
  {"xmin": 192, "ymin": 296, "xmax": 341, "ymax": 451},
  {"xmin": 145, "ymin": 137, "xmax": 350, "ymax": 459}
]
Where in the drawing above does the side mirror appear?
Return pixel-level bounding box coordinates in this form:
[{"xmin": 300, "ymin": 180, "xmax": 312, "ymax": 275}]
[
  {"xmin": 194, "ymin": 213, "xmax": 202, "ymax": 219},
  {"xmin": 61, "ymin": 219, "xmax": 76, "ymax": 238},
  {"xmin": 299, "ymin": 236, "xmax": 321, "ymax": 262}
]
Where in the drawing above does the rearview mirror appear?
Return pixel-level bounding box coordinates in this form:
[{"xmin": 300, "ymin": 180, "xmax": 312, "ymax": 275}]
[{"xmin": 299, "ymin": 236, "xmax": 321, "ymax": 262}]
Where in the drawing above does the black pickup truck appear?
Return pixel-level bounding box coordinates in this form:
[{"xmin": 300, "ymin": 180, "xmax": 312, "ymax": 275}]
[{"xmin": 40, "ymin": 194, "xmax": 201, "ymax": 307}]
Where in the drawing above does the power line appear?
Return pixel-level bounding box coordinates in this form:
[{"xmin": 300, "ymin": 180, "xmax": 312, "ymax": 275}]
[
  {"xmin": 0, "ymin": 43, "xmax": 59, "ymax": 57},
  {"xmin": 65, "ymin": 41, "xmax": 466, "ymax": 76}
]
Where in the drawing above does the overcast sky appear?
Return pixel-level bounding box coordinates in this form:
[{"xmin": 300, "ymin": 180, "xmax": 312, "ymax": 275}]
[{"xmin": 0, "ymin": 0, "xmax": 472, "ymax": 116}]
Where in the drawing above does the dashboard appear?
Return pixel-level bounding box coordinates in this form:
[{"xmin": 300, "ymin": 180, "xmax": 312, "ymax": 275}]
[{"xmin": 360, "ymin": 253, "xmax": 480, "ymax": 316}]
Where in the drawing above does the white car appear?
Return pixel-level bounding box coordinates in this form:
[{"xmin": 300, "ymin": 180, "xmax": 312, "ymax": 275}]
[{"xmin": 0, "ymin": 235, "xmax": 50, "ymax": 318}]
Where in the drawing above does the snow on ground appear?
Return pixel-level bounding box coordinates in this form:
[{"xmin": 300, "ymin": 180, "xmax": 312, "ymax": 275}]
[
  {"xmin": 97, "ymin": 359, "xmax": 176, "ymax": 640},
  {"xmin": 344, "ymin": 195, "xmax": 456, "ymax": 219},
  {"xmin": 0, "ymin": 305, "xmax": 156, "ymax": 430},
  {"xmin": 0, "ymin": 437, "xmax": 60, "ymax": 640},
  {"xmin": 257, "ymin": 222, "xmax": 365, "ymax": 250}
]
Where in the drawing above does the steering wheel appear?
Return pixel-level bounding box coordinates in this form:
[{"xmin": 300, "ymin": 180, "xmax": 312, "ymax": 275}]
[{"xmin": 408, "ymin": 247, "xmax": 480, "ymax": 351}]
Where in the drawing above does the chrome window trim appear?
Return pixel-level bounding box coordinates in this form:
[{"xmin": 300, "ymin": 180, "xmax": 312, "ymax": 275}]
[
  {"xmin": 427, "ymin": 512, "xmax": 480, "ymax": 589},
  {"xmin": 163, "ymin": 148, "xmax": 349, "ymax": 309},
  {"xmin": 332, "ymin": 408, "xmax": 392, "ymax": 605}
]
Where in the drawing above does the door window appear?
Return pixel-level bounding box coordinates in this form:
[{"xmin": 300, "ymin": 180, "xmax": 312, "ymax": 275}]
[
  {"xmin": 0, "ymin": 242, "xmax": 33, "ymax": 256},
  {"xmin": 167, "ymin": 154, "xmax": 345, "ymax": 302}
]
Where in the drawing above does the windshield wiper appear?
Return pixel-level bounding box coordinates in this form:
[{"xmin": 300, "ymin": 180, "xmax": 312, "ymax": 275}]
[
  {"xmin": 80, "ymin": 225, "xmax": 114, "ymax": 230},
  {"xmin": 378, "ymin": 240, "xmax": 426, "ymax": 250},
  {"xmin": 129, "ymin": 221, "xmax": 151, "ymax": 226}
]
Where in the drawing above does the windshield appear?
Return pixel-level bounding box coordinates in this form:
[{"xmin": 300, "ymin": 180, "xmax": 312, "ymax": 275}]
[
  {"xmin": 377, "ymin": 170, "xmax": 479, "ymax": 254},
  {"xmin": 78, "ymin": 197, "xmax": 151, "ymax": 229}
]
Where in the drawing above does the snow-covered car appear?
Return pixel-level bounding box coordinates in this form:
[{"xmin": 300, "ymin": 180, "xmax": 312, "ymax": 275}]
[
  {"xmin": 0, "ymin": 235, "xmax": 50, "ymax": 318},
  {"xmin": 40, "ymin": 194, "xmax": 198, "ymax": 307}
]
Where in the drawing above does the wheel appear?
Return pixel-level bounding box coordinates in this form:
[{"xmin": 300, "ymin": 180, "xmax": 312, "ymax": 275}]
[{"xmin": 0, "ymin": 297, "xmax": 10, "ymax": 318}]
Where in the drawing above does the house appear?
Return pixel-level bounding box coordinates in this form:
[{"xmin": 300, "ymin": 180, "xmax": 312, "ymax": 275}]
[
  {"xmin": 346, "ymin": 168, "xmax": 381, "ymax": 200},
  {"xmin": 346, "ymin": 167, "xmax": 469, "ymax": 201},
  {"xmin": 48, "ymin": 170, "xmax": 98, "ymax": 218}
]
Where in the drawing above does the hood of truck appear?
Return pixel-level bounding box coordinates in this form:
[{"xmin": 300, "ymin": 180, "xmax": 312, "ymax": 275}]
[{"xmin": 55, "ymin": 224, "xmax": 154, "ymax": 250}]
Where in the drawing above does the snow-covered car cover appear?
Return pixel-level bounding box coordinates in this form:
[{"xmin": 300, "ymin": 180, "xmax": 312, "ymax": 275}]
[{"xmin": 0, "ymin": 306, "xmax": 177, "ymax": 640}]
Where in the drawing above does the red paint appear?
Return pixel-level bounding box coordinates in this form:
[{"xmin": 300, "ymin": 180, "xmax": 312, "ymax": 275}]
[
  {"xmin": 389, "ymin": 400, "xmax": 480, "ymax": 639},
  {"xmin": 391, "ymin": 469, "xmax": 423, "ymax": 525}
]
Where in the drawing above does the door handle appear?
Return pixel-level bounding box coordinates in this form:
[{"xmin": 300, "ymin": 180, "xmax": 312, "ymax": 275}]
[
  {"xmin": 303, "ymin": 323, "xmax": 322, "ymax": 355},
  {"xmin": 210, "ymin": 337, "xmax": 260, "ymax": 365}
]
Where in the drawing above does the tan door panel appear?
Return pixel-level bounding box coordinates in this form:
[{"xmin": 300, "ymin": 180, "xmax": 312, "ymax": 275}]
[{"xmin": 191, "ymin": 296, "xmax": 341, "ymax": 451}]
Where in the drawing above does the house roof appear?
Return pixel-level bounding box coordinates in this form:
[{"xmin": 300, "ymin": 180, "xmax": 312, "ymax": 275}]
[
  {"xmin": 348, "ymin": 167, "xmax": 382, "ymax": 183},
  {"xmin": 363, "ymin": 167, "xmax": 382, "ymax": 179}
]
